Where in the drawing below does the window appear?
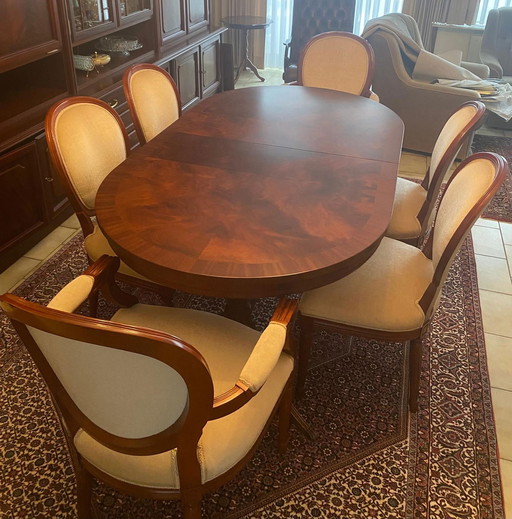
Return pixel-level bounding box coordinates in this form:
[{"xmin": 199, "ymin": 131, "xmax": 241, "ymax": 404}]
[
  {"xmin": 476, "ymin": 0, "xmax": 512, "ymax": 25},
  {"xmin": 265, "ymin": 0, "xmax": 404, "ymax": 69},
  {"xmin": 353, "ymin": 0, "xmax": 404, "ymax": 35}
]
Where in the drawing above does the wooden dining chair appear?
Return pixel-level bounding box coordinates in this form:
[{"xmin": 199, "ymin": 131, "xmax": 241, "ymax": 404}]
[
  {"xmin": 297, "ymin": 152, "xmax": 508, "ymax": 412},
  {"xmin": 297, "ymin": 31, "xmax": 375, "ymax": 98},
  {"xmin": 45, "ymin": 97, "xmax": 174, "ymax": 313},
  {"xmin": 386, "ymin": 100, "xmax": 487, "ymax": 246},
  {"xmin": 123, "ymin": 63, "xmax": 181, "ymax": 146},
  {"xmin": 0, "ymin": 255, "xmax": 297, "ymax": 519}
]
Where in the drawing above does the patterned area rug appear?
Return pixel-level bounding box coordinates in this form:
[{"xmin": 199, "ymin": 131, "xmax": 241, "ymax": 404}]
[
  {"xmin": 471, "ymin": 134, "xmax": 512, "ymax": 222},
  {"xmin": 0, "ymin": 235, "xmax": 503, "ymax": 518}
]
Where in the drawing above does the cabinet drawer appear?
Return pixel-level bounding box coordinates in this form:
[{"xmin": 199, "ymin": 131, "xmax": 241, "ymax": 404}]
[
  {"xmin": 99, "ymin": 85, "xmax": 138, "ymax": 147},
  {"xmin": 0, "ymin": 142, "xmax": 45, "ymax": 250},
  {"xmin": 99, "ymin": 85, "xmax": 128, "ymax": 115}
]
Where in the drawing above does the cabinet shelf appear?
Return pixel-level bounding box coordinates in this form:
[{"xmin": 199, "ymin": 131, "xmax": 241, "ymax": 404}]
[{"xmin": 76, "ymin": 49, "xmax": 156, "ymax": 93}]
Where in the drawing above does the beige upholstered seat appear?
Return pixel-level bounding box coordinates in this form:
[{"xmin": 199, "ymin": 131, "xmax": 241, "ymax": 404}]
[
  {"xmin": 386, "ymin": 100, "xmax": 486, "ymax": 245},
  {"xmin": 123, "ymin": 63, "xmax": 181, "ymax": 145},
  {"xmin": 298, "ymin": 31, "xmax": 375, "ymax": 98},
  {"xmin": 45, "ymin": 97, "xmax": 172, "ymax": 312},
  {"xmin": 0, "ymin": 255, "xmax": 297, "ymax": 519},
  {"xmin": 298, "ymin": 153, "xmax": 508, "ymax": 412}
]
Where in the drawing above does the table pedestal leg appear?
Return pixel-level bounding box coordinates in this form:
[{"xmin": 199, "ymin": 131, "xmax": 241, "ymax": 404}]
[{"xmin": 223, "ymin": 298, "xmax": 254, "ymax": 327}]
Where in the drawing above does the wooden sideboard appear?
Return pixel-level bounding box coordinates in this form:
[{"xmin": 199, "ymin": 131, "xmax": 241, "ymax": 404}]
[{"xmin": 0, "ymin": 0, "xmax": 227, "ymax": 272}]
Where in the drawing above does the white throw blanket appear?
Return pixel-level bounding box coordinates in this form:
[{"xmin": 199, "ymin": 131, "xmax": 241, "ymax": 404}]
[{"xmin": 361, "ymin": 13, "xmax": 481, "ymax": 82}]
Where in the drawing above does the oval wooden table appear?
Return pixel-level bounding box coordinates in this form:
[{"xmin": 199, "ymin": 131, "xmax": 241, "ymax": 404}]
[{"xmin": 96, "ymin": 86, "xmax": 404, "ymax": 313}]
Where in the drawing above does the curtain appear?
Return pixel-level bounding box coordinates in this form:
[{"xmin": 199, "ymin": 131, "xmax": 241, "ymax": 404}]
[
  {"xmin": 264, "ymin": 0, "xmax": 293, "ymax": 68},
  {"xmin": 402, "ymin": 0, "xmax": 479, "ymax": 50},
  {"xmin": 211, "ymin": 0, "xmax": 267, "ymax": 68}
]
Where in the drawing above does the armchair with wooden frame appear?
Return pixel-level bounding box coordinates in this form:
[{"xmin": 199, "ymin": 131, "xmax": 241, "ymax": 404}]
[
  {"xmin": 283, "ymin": 0, "xmax": 355, "ymax": 83},
  {"xmin": 45, "ymin": 97, "xmax": 175, "ymax": 313},
  {"xmin": 297, "ymin": 152, "xmax": 508, "ymax": 412},
  {"xmin": 0, "ymin": 255, "xmax": 297, "ymax": 519},
  {"xmin": 123, "ymin": 63, "xmax": 182, "ymax": 146}
]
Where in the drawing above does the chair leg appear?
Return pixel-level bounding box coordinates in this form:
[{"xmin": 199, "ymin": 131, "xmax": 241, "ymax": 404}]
[
  {"xmin": 75, "ymin": 464, "xmax": 94, "ymax": 519},
  {"xmin": 88, "ymin": 290, "xmax": 99, "ymax": 318},
  {"xmin": 278, "ymin": 381, "xmax": 294, "ymax": 453},
  {"xmin": 297, "ymin": 315, "xmax": 314, "ymax": 398},
  {"xmin": 181, "ymin": 489, "xmax": 203, "ymax": 519},
  {"xmin": 408, "ymin": 337, "xmax": 423, "ymax": 413}
]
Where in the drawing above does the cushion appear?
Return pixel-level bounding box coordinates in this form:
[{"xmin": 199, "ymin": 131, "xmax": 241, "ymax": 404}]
[
  {"xmin": 75, "ymin": 306, "xmax": 293, "ymax": 488},
  {"xmin": 299, "ymin": 237, "xmax": 433, "ymax": 332},
  {"xmin": 385, "ymin": 177, "xmax": 426, "ymax": 239}
]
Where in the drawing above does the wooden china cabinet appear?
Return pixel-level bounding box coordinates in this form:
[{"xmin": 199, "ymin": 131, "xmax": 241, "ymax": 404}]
[{"xmin": 0, "ymin": 0, "xmax": 226, "ymax": 272}]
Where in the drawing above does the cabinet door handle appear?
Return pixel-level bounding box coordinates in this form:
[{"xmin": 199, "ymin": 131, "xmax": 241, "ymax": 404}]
[
  {"xmin": 108, "ymin": 98, "xmax": 119, "ymax": 109},
  {"xmin": 44, "ymin": 176, "xmax": 54, "ymax": 183}
]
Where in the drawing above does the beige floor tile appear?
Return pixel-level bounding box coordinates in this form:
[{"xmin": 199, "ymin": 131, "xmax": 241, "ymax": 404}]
[
  {"xmin": 480, "ymin": 290, "xmax": 512, "ymax": 338},
  {"xmin": 61, "ymin": 213, "xmax": 81, "ymax": 229},
  {"xmin": 476, "ymin": 217, "xmax": 500, "ymax": 229},
  {"xmin": 24, "ymin": 226, "xmax": 76, "ymax": 261},
  {"xmin": 501, "ymin": 459, "xmax": 512, "ymax": 518},
  {"xmin": 475, "ymin": 255, "xmax": 512, "ymax": 294},
  {"xmin": 398, "ymin": 152, "xmax": 428, "ymax": 179},
  {"xmin": 236, "ymin": 68, "xmax": 284, "ymax": 88},
  {"xmin": 491, "ymin": 388, "xmax": 512, "ymax": 460},
  {"xmin": 500, "ymin": 222, "xmax": 512, "ymax": 246},
  {"xmin": 485, "ymin": 333, "xmax": 512, "ymax": 391},
  {"xmin": 0, "ymin": 257, "xmax": 40, "ymax": 293},
  {"xmin": 472, "ymin": 226, "xmax": 506, "ymax": 258}
]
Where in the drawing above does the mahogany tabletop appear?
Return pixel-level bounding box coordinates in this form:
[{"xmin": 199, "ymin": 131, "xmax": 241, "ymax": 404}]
[{"xmin": 96, "ymin": 86, "xmax": 404, "ymax": 299}]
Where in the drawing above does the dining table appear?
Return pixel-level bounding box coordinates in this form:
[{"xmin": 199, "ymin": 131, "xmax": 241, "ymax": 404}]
[{"xmin": 96, "ymin": 85, "xmax": 404, "ymax": 321}]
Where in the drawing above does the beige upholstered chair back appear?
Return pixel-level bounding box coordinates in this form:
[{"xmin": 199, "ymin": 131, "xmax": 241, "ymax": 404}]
[
  {"xmin": 423, "ymin": 101, "xmax": 486, "ymax": 228},
  {"xmin": 28, "ymin": 326, "xmax": 190, "ymax": 439},
  {"xmin": 298, "ymin": 31, "xmax": 375, "ymax": 97},
  {"xmin": 425, "ymin": 153, "xmax": 507, "ymax": 318},
  {"xmin": 124, "ymin": 64, "xmax": 181, "ymax": 145},
  {"xmin": 429, "ymin": 103, "xmax": 483, "ymax": 187},
  {"xmin": 46, "ymin": 98, "xmax": 129, "ymax": 212},
  {"xmin": 0, "ymin": 284, "xmax": 213, "ymax": 455}
]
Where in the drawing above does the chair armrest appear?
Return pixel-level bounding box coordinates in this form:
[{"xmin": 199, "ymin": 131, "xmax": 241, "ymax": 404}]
[
  {"xmin": 461, "ymin": 61, "xmax": 490, "ymax": 79},
  {"xmin": 47, "ymin": 255, "xmax": 137, "ymax": 312},
  {"xmin": 479, "ymin": 51, "xmax": 503, "ymax": 78},
  {"xmin": 211, "ymin": 297, "xmax": 298, "ymax": 419}
]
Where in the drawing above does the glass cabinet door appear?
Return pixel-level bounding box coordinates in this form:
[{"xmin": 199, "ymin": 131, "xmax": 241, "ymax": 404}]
[
  {"xmin": 71, "ymin": 0, "xmax": 114, "ymax": 35},
  {"xmin": 119, "ymin": 0, "xmax": 151, "ymax": 19},
  {"xmin": 0, "ymin": 0, "xmax": 62, "ymax": 71}
]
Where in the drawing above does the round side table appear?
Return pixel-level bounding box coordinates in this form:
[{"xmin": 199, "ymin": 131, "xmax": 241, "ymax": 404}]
[{"xmin": 222, "ymin": 15, "xmax": 272, "ymax": 82}]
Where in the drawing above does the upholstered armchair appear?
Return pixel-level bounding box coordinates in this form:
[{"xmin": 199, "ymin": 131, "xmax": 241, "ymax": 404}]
[
  {"xmin": 283, "ymin": 0, "xmax": 355, "ymax": 83},
  {"xmin": 480, "ymin": 7, "xmax": 512, "ymax": 81},
  {"xmin": 0, "ymin": 255, "xmax": 297, "ymax": 519},
  {"xmin": 363, "ymin": 13, "xmax": 487, "ymax": 155}
]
